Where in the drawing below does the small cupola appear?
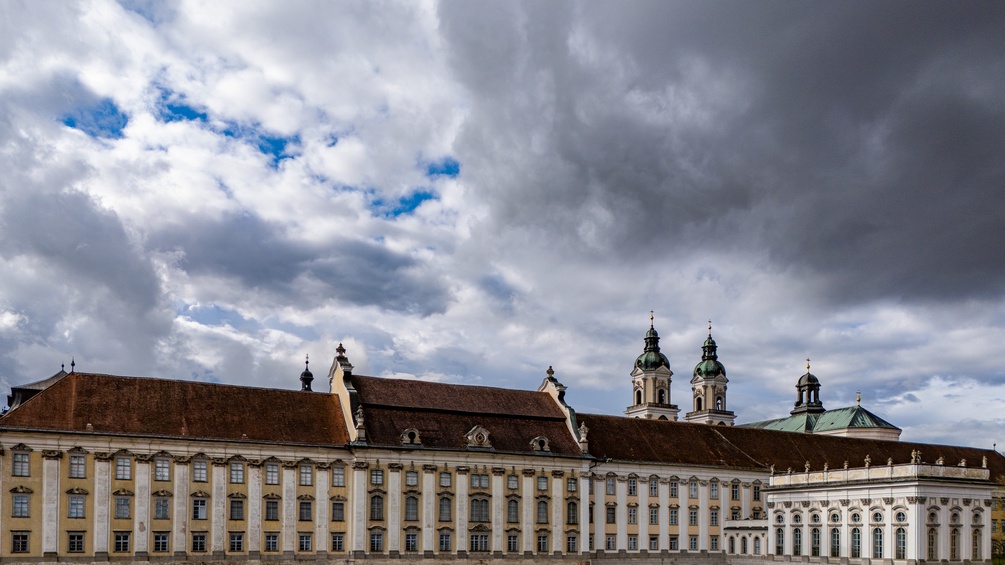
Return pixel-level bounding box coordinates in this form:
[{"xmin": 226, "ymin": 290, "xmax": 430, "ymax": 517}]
[
  {"xmin": 791, "ymin": 358, "xmax": 825, "ymax": 415},
  {"xmin": 300, "ymin": 355, "xmax": 314, "ymax": 391},
  {"xmin": 635, "ymin": 314, "xmax": 671, "ymax": 371}
]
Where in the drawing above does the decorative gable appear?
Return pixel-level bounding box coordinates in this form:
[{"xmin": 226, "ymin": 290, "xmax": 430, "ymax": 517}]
[{"xmin": 465, "ymin": 425, "xmax": 492, "ymax": 449}]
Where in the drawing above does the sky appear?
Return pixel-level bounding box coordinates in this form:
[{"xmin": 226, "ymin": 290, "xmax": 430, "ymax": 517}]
[{"xmin": 1, "ymin": 1, "xmax": 1004, "ymax": 449}]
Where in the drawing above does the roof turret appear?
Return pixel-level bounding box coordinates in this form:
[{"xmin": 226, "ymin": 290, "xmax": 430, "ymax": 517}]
[
  {"xmin": 635, "ymin": 312, "xmax": 670, "ymax": 371},
  {"xmin": 300, "ymin": 355, "xmax": 314, "ymax": 391},
  {"xmin": 693, "ymin": 321, "xmax": 726, "ymax": 378}
]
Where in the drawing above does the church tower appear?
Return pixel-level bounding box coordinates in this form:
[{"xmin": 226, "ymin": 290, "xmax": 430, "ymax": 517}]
[
  {"xmin": 625, "ymin": 313, "xmax": 680, "ymax": 420},
  {"xmin": 684, "ymin": 322, "xmax": 735, "ymax": 425}
]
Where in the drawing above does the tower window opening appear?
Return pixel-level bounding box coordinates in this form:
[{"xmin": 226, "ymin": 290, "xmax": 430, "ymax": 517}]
[
  {"xmin": 696, "ymin": 397, "xmax": 703, "ymax": 411},
  {"xmin": 635, "ymin": 390, "xmax": 642, "ymax": 405},
  {"xmin": 658, "ymin": 389, "xmax": 666, "ymax": 404}
]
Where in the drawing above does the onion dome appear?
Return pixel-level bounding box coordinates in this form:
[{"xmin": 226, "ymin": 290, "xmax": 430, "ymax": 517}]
[
  {"xmin": 635, "ymin": 314, "xmax": 670, "ymax": 371},
  {"xmin": 693, "ymin": 321, "xmax": 726, "ymax": 378},
  {"xmin": 300, "ymin": 354, "xmax": 314, "ymax": 391}
]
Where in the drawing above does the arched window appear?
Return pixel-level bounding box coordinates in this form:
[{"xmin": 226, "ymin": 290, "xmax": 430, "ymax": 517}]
[
  {"xmin": 793, "ymin": 528, "xmax": 802, "ymax": 555},
  {"xmin": 506, "ymin": 499, "xmax": 518, "ymax": 523},
  {"xmin": 928, "ymin": 528, "xmax": 939, "ymax": 559},
  {"xmin": 851, "ymin": 528, "xmax": 861, "ymax": 558},
  {"xmin": 951, "ymin": 528, "xmax": 959, "ymax": 560},
  {"xmin": 470, "ymin": 499, "xmax": 489, "ymax": 522},
  {"xmin": 635, "ymin": 390, "xmax": 642, "ymax": 405},
  {"xmin": 896, "ymin": 528, "xmax": 906, "ymax": 559},
  {"xmin": 754, "ymin": 537, "xmax": 761, "ymax": 555},
  {"xmin": 404, "ymin": 496, "xmax": 418, "ymax": 521},
  {"xmin": 658, "ymin": 389, "xmax": 666, "ymax": 404},
  {"xmin": 830, "ymin": 528, "xmax": 840, "ymax": 557},
  {"xmin": 567, "ymin": 501, "xmax": 578, "ymax": 524},
  {"xmin": 438, "ymin": 497, "xmax": 451, "ymax": 522},
  {"xmin": 537, "ymin": 500, "xmax": 548, "ymax": 524},
  {"xmin": 696, "ymin": 397, "xmax": 703, "ymax": 411},
  {"xmin": 775, "ymin": 528, "xmax": 784, "ymax": 556},
  {"xmin": 741, "ymin": 536, "xmax": 748, "ymax": 554},
  {"xmin": 370, "ymin": 495, "xmax": 384, "ymax": 521},
  {"xmin": 811, "ymin": 528, "xmax": 820, "ymax": 556},
  {"xmin": 872, "ymin": 528, "xmax": 883, "ymax": 558},
  {"xmin": 973, "ymin": 529, "xmax": 981, "ymax": 560}
]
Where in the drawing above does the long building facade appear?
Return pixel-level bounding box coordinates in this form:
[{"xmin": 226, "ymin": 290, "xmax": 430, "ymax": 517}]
[{"xmin": 1, "ymin": 324, "xmax": 1002, "ymax": 564}]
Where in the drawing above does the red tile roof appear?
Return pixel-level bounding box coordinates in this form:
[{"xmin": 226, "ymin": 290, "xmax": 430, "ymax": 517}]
[
  {"xmin": 0, "ymin": 372, "xmax": 350, "ymax": 446},
  {"xmin": 350, "ymin": 375, "xmax": 582, "ymax": 456}
]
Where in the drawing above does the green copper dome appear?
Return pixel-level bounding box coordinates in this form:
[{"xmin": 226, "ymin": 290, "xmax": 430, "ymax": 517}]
[
  {"xmin": 635, "ymin": 324, "xmax": 670, "ymax": 371},
  {"xmin": 693, "ymin": 329, "xmax": 725, "ymax": 378}
]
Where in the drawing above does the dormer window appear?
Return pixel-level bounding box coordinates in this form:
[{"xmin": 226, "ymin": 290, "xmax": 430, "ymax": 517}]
[
  {"xmin": 401, "ymin": 428, "xmax": 422, "ymax": 446},
  {"xmin": 465, "ymin": 425, "xmax": 492, "ymax": 449},
  {"xmin": 530, "ymin": 436, "xmax": 550, "ymax": 452}
]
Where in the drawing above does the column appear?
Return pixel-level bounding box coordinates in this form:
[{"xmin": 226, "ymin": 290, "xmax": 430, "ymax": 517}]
[
  {"xmin": 41, "ymin": 450, "xmax": 62, "ymax": 556},
  {"xmin": 350, "ymin": 462, "xmax": 368, "ymax": 556},
  {"xmin": 492, "ymin": 468, "xmax": 505, "ymax": 553},
  {"xmin": 94, "ymin": 453, "xmax": 112, "ymax": 557},
  {"xmin": 521, "ymin": 470, "xmax": 534, "ymax": 553},
  {"xmin": 579, "ymin": 472, "xmax": 590, "ymax": 555},
  {"xmin": 281, "ymin": 463, "xmax": 296, "ymax": 554},
  {"xmin": 211, "ymin": 460, "xmax": 227, "ymax": 556},
  {"xmin": 171, "ymin": 457, "xmax": 190, "ymax": 555},
  {"xmin": 616, "ymin": 476, "xmax": 627, "ymax": 550},
  {"xmin": 387, "ymin": 464, "xmax": 402, "ymax": 553},
  {"xmin": 248, "ymin": 462, "xmax": 262, "ymax": 555},
  {"xmin": 455, "ymin": 466, "xmax": 469, "ymax": 554},
  {"xmin": 133, "ymin": 456, "xmax": 151, "ymax": 555},
  {"xmin": 551, "ymin": 471, "xmax": 563, "ymax": 554},
  {"xmin": 316, "ymin": 464, "xmax": 330, "ymax": 555},
  {"xmin": 422, "ymin": 465, "xmax": 436, "ymax": 554}
]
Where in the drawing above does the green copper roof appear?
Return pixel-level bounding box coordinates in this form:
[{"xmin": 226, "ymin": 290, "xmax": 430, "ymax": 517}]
[
  {"xmin": 635, "ymin": 323, "xmax": 670, "ymax": 371},
  {"xmin": 742, "ymin": 405, "xmax": 899, "ymax": 433}
]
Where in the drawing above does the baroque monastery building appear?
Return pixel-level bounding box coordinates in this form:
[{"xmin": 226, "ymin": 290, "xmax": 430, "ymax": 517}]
[{"xmin": 1, "ymin": 323, "xmax": 1003, "ymax": 565}]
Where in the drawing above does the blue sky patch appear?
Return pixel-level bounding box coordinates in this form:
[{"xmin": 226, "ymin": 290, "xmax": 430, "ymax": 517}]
[
  {"xmin": 62, "ymin": 98, "xmax": 128, "ymax": 139},
  {"xmin": 372, "ymin": 190, "xmax": 438, "ymax": 217},
  {"xmin": 220, "ymin": 122, "xmax": 300, "ymax": 168},
  {"xmin": 425, "ymin": 156, "xmax": 460, "ymax": 178},
  {"xmin": 180, "ymin": 303, "xmax": 262, "ymax": 333}
]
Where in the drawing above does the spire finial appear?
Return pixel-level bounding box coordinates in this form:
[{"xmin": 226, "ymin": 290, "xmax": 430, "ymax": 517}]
[
  {"xmin": 806, "ymin": 358, "xmax": 810, "ymax": 373},
  {"xmin": 650, "ymin": 310, "xmax": 654, "ymax": 328},
  {"xmin": 856, "ymin": 390, "xmax": 861, "ymax": 405},
  {"xmin": 708, "ymin": 319, "xmax": 712, "ymax": 336},
  {"xmin": 305, "ymin": 353, "xmax": 310, "ymax": 369},
  {"xmin": 546, "ymin": 365, "xmax": 554, "ymax": 378},
  {"xmin": 336, "ymin": 342, "xmax": 346, "ymax": 357},
  {"xmin": 70, "ymin": 357, "xmax": 75, "ymax": 373}
]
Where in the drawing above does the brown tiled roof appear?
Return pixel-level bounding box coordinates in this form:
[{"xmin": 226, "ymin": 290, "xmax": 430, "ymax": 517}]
[
  {"xmin": 0, "ymin": 372, "xmax": 350, "ymax": 446},
  {"xmin": 350, "ymin": 375, "xmax": 581, "ymax": 456},
  {"xmin": 580, "ymin": 413, "xmax": 1005, "ymax": 482}
]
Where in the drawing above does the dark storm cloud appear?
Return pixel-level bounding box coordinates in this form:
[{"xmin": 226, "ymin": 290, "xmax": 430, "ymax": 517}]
[
  {"xmin": 149, "ymin": 213, "xmax": 451, "ymax": 315},
  {"xmin": 440, "ymin": 1, "xmax": 1005, "ymax": 302}
]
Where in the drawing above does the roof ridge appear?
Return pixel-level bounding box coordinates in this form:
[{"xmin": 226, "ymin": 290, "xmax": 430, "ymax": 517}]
[{"xmin": 51, "ymin": 372, "xmax": 322, "ymax": 395}]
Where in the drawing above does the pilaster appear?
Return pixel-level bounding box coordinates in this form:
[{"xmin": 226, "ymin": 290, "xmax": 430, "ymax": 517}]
[{"xmin": 42, "ymin": 450, "xmax": 62, "ymax": 556}]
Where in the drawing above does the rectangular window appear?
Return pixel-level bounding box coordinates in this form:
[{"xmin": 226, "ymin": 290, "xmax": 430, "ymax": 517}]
[
  {"xmin": 155, "ymin": 458, "xmax": 170, "ymax": 481},
  {"xmin": 628, "ymin": 478, "xmax": 637, "ymax": 496},
  {"xmin": 606, "ymin": 477, "xmax": 616, "ymax": 495},
  {"xmin": 299, "ymin": 465, "xmax": 313, "ymax": 486},
  {"xmin": 193, "ymin": 460, "xmax": 207, "ymax": 482},
  {"xmin": 332, "ymin": 501, "xmax": 345, "ymax": 522},
  {"xmin": 192, "ymin": 499, "xmax": 207, "ymax": 520},
  {"xmin": 153, "ymin": 533, "xmax": 169, "ymax": 552},
  {"xmin": 68, "ymin": 532, "xmax": 84, "ymax": 553},
  {"xmin": 505, "ymin": 499, "xmax": 517, "ymax": 522},
  {"xmin": 405, "ymin": 532, "xmax": 418, "ymax": 552},
  {"xmin": 689, "ymin": 536, "xmax": 699, "ymax": 551},
  {"xmin": 230, "ymin": 532, "xmax": 244, "ymax": 552},
  {"xmin": 191, "ymin": 532, "xmax": 207, "ymax": 553},
  {"xmin": 628, "ymin": 535, "xmax": 638, "ymax": 551},
  {"xmin": 507, "ymin": 474, "xmax": 518, "ymax": 489},
  {"xmin": 331, "ymin": 466, "xmax": 345, "ymax": 487},
  {"xmin": 650, "ymin": 479, "xmax": 659, "ymax": 497},
  {"xmin": 628, "ymin": 506, "xmax": 637, "ymax": 524},
  {"xmin": 689, "ymin": 509, "xmax": 698, "ymax": 526},
  {"xmin": 370, "ymin": 495, "xmax": 384, "ymax": 520},
  {"xmin": 732, "ymin": 509, "xmax": 741, "ymax": 520},
  {"xmin": 114, "ymin": 496, "xmax": 131, "ymax": 519},
  {"xmin": 265, "ymin": 533, "xmax": 279, "ymax": 552},
  {"xmin": 68, "ymin": 495, "xmax": 85, "ymax": 518},
  {"xmin": 753, "ymin": 485, "xmax": 761, "ymax": 501},
  {"xmin": 606, "ymin": 535, "xmax": 617, "ymax": 550},
  {"xmin": 537, "ymin": 534, "xmax": 549, "ymax": 553},
  {"xmin": 473, "ymin": 473, "xmax": 490, "ymax": 488},
  {"xmin": 370, "ymin": 532, "xmax": 383, "ymax": 552},
  {"xmin": 440, "ymin": 532, "xmax": 452, "ymax": 552},
  {"xmin": 230, "ymin": 462, "xmax": 244, "ymax": 484},
  {"xmin": 230, "ymin": 499, "xmax": 245, "ymax": 520},
  {"xmin": 670, "ymin": 509, "xmax": 678, "ymax": 525},
  {"xmin": 405, "ymin": 496, "xmax": 419, "ymax": 521},
  {"xmin": 567, "ymin": 477, "xmax": 578, "ymax": 492},
  {"xmin": 670, "ymin": 536, "xmax": 679, "ymax": 550},
  {"xmin": 507, "ymin": 534, "xmax": 518, "ymax": 552},
  {"xmin": 370, "ymin": 469, "xmax": 384, "ymax": 485},
  {"xmin": 590, "ymin": 479, "xmax": 594, "ymax": 494},
  {"xmin": 116, "ymin": 457, "xmax": 131, "ymax": 480},
  {"xmin": 299, "ymin": 533, "xmax": 312, "ymax": 552},
  {"xmin": 114, "ymin": 532, "xmax": 130, "ymax": 553},
  {"xmin": 689, "ymin": 481, "xmax": 698, "ymax": 498},
  {"xmin": 537, "ymin": 475, "xmax": 548, "ymax": 490},
  {"xmin": 12, "ymin": 453, "xmax": 30, "ymax": 477},
  {"xmin": 711, "ymin": 535, "xmax": 719, "ymax": 551},
  {"xmin": 606, "ymin": 506, "xmax": 616, "ymax": 524},
  {"xmin": 731, "ymin": 483, "xmax": 740, "ymax": 500},
  {"xmin": 154, "ymin": 497, "xmax": 169, "ymax": 520},
  {"xmin": 11, "ymin": 532, "xmax": 29, "ymax": 553},
  {"xmin": 568, "ymin": 535, "xmax": 579, "ymax": 553},
  {"xmin": 265, "ymin": 500, "xmax": 279, "ymax": 521},
  {"xmin": 299, "ymin": 500, "xmax": 312, "ymax": 521},
  {"xmin": 710, "ymin": 509, "xmax": 719, "ymax": 526},
  {"xmin": 650, "ymin": 535, "xmax": 659, "ymax": 551},
  {"xmin": 440, "ymin": 472, "xmax": 452, "ymax": 487},
  {"xmin": 69, "ymin": 455, "xmax": 86, "ymax": 478},
  {"xmin": 650, "ymin": 506, "xmax": 659, "ymax": 525},
  {"xmin": 265, "ymin": 463, "xmax": 279, "ymax": 485},
  {"xmin": 470, "ymin": 533, "xmax": 489, "ymax": 552},
  {"xmin": 710, "ymin": 482, "xmax": 719, "ymax": 499},
  {"xmin": 331, "ymin": 533, "xmax": 344, "ymax": 552},
  {"xmin": 670, "ymin": 481, "xmax": 678, "ymax": 498},
  {"xmin": 405, "ymin": 470, "xmax": 419, "ymax": 486}
]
